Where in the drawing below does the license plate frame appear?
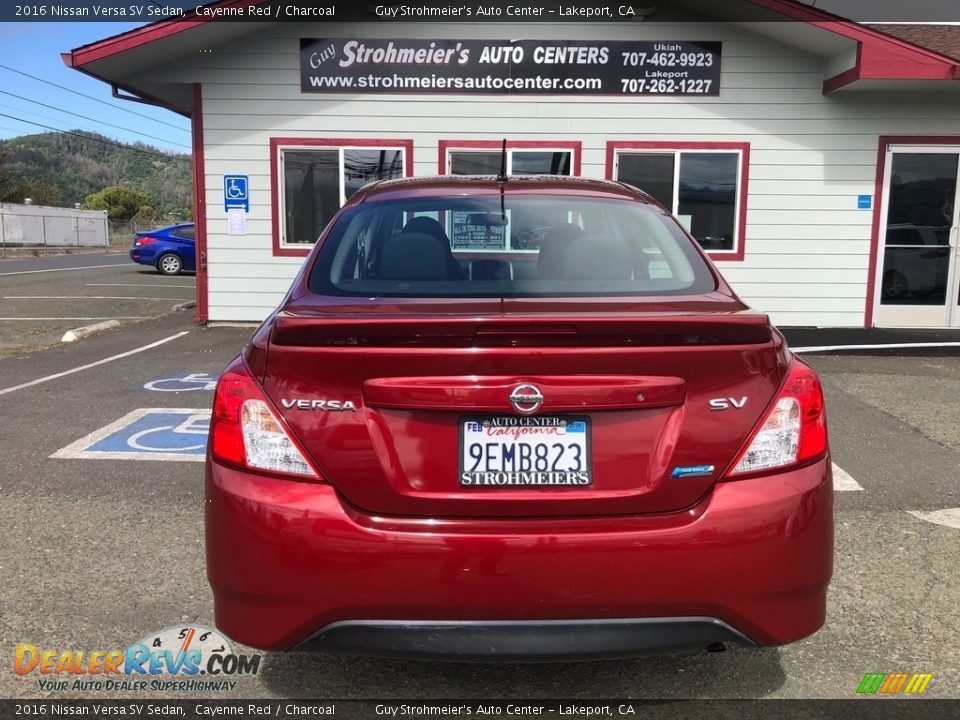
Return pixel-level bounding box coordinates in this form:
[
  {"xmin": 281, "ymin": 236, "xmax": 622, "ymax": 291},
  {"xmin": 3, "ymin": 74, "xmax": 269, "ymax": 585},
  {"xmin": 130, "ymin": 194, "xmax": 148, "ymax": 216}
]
[{"xmin": 458, "ymin": 415, "xmax": 592, "ymax": 487}]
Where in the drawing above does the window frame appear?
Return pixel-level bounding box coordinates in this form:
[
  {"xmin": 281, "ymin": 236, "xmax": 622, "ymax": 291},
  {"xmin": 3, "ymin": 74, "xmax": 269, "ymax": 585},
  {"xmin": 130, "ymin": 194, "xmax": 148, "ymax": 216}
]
[
  {"xmin": 605, "ymin": 141, "xmax": 750, "ymax": 261},
  {"xmin": 439, "ymin": 139, "xmax": 582, "ymax": 176},
  {"xmin": 270, "ymin": 137, "xmax": 414, "ymax": 257}
]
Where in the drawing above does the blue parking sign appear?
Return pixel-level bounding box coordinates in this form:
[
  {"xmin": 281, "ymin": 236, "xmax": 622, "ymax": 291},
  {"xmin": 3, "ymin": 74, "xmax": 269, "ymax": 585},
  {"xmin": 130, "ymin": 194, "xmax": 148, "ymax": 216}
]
[{"xmin": 224, "ymin": 175, "xmax": 249, "ymax": 212}]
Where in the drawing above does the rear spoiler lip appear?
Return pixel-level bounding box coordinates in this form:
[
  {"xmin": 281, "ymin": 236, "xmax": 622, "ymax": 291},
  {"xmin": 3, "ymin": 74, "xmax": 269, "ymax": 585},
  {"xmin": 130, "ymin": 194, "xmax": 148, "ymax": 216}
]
[{"xmin": 269, "ymin": 312, "xmax": 774, "ymax": 348}]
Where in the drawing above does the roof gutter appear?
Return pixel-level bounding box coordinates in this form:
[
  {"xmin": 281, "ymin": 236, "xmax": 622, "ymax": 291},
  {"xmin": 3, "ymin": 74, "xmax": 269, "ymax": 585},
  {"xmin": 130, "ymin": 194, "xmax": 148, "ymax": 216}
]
[
  {"xmin": 740, "ymin": 0, "xmax": 960, "ymax": 93},
  {"xmin": 59, "ymin": 51, "xmax": 190, "ymax": 117}
]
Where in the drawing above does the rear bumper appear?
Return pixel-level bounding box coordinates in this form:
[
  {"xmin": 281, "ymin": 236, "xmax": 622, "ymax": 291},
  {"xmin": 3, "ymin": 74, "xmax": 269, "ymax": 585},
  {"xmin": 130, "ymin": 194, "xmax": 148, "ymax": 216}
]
[
  {"xmin": 296, "ymin": 618, "xmax": 754, "ymax": 662},
  {"xmin": 129, "ymin": 248, "xmax": 156, "ymax": 264},
  {"xmin": 206, "ymin": 458, "xmax": 833, "ymax": 657}
]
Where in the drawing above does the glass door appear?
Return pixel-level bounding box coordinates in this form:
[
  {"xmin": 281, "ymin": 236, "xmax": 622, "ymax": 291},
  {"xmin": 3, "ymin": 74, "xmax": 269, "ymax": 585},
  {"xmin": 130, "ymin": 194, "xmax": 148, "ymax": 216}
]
[{"xmin": 875, "ymin": 148, "xmax": 960, "ymax": 328}]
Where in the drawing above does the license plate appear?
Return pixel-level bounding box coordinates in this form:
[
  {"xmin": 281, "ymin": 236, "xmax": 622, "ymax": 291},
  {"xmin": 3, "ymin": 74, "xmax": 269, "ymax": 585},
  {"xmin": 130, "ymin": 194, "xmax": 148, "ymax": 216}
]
[{"xmin": 459, "ymin": 415, "xmax": 591, "ymax": 487}]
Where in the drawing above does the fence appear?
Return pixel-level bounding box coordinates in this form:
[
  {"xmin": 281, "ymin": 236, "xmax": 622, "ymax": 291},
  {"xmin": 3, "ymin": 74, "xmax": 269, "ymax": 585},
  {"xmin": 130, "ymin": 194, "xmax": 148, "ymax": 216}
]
[
  {"xmin": 0, "ymin": 203, "xmax": 109, "ymax": 257},
  {"xmin": 107, "ymin": 219, "xmax": 193, "ymax": 249}
]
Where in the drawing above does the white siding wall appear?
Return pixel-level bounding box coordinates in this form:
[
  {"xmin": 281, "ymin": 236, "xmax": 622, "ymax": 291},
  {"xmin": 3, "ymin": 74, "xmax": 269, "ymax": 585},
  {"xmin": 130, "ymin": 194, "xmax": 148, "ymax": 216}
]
[{"xmin": 155, "ymin": 21, "xmax": 960, "ymax": 325}]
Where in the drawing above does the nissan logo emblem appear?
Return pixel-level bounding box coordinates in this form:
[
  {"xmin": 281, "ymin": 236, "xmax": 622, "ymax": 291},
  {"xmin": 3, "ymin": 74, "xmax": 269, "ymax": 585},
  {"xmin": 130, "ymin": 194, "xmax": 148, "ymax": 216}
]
[{"xmin": 508, "ymin": 384, "xmax": 544, "ymax": 414}]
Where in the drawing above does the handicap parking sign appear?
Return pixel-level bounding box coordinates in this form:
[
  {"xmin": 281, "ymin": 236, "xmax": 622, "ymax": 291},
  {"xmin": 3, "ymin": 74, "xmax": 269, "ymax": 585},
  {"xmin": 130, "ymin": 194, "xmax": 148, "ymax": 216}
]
[
  {"xmin": 223, "ymin": 174, "xmax": 249, "ymax": 212},
  {"xmin": 51, "ymin": 408, "xmax": 211, "ymax": 462}
]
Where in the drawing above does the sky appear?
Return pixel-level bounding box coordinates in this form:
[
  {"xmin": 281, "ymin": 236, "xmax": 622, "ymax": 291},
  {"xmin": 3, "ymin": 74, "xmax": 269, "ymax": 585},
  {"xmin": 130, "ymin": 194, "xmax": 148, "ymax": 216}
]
[{"xmin": 0, "ymin": 22, "xmax": 192, "ymax": 154}]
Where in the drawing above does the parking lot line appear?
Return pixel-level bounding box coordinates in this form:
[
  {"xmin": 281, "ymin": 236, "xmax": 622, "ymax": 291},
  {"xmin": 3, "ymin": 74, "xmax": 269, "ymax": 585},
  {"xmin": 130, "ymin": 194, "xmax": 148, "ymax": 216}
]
[
  {"xmin": 832, "ymin": 463, "xmax": 864, "ymax": 491},
  {"xmin": 0, "ymin": 317, "xmax": 151, "ymax": 320},
  {"xmin": 794, "ymin": 342, "xmax": 960, "ymax": 353},
  {"xmin": 907, "ymin": 508, "xmax": 960, "ymax": 530},
  {"xmin": 0, "ymin": 263, "xmax": 128, "ymax": 277},
  {"xmin": 86, "ymin": 283, "xmax": 195, "ymax": 288},
  {"xmin": 0, "ymin": 331, "xmax": 190, "ymax": 396},
  {"xmin": 4, "ymin": 296, "xmax": 192, "ymax": 301}
]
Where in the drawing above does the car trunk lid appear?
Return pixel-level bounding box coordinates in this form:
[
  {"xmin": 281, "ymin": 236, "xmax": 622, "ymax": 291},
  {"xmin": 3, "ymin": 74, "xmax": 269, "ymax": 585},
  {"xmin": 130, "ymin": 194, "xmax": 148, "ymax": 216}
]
[{"xmin": 262, "ymin": 299, "xmax": 786, "ymax": 518}]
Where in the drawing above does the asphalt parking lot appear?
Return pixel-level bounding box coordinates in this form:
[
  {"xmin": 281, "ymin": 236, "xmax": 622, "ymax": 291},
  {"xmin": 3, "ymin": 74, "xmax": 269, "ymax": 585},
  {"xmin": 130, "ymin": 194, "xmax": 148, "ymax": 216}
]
[
  {"xmin": 1, "ymin": 255, "xmax": 958, "ymax": 706},
  {"xmin": 0, "ymin": 252, "xmax": 196, "ymax": 356}
]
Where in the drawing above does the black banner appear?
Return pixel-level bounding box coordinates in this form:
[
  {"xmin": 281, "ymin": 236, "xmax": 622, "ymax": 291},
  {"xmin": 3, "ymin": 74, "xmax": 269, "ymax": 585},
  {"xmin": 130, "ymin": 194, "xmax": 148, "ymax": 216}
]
[
  {"xmin": 4, "ymin": 699, "xmax": 960, "ymax": 720},
  {"xmin": 300, "ymin": 38, "xmax": 722, "ymax": 96},
  {"xmin": 6, "ymin": 1, "xmax": 960, "ymax": 23}
]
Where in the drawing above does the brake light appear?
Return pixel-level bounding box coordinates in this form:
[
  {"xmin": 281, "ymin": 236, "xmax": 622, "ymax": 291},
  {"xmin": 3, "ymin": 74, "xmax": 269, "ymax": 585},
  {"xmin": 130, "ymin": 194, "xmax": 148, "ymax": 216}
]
[
  {"xmin": 724, "ymin": 359, "xmax": 827, "ymax": 479},
  {"xmin": 210, "ymin": 359, "xmax": 321, "ymax": 479},
  {"xmin": 135, "ymin": 236, "xmax": 157, "ymax": 246}
]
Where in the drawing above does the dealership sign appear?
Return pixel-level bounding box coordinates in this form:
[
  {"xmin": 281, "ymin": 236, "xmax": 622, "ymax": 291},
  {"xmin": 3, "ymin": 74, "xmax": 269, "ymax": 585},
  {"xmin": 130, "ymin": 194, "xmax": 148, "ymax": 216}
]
[{"xmin": 300, "ymin": 39, "xmax": 721, "ymax": 96}]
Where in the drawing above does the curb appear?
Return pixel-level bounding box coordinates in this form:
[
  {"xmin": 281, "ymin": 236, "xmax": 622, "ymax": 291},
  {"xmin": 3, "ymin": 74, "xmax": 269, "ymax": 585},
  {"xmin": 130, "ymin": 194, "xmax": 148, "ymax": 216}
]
[
  {"xmin": 61, "ymin": 320, "xmax": 122, "ymax": 344},
  {"xmin": 793, "ymin": 342, "xmax": 960, "ymax": 354},
  {"xmin": 173, "ymin": 300, "xmax": 197, "ymax": 312}
]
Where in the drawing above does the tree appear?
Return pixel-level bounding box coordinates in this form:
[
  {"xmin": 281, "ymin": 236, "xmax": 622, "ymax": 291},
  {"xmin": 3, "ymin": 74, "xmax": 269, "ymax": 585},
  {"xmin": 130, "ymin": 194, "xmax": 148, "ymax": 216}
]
[
  {"xmin": 0, "ymin": 152, "xmax": 17, "ymax": 201},
  {"xmin": 132, "ymin": 204, "xmax": 157, "ymax": 227},
  {"xmin": 21, "ymin": 182, "xmax": 61, "ymax": 207},
  {"xmin": 83, "ymin": 185, "xmax": 153, "ymax": 219}
]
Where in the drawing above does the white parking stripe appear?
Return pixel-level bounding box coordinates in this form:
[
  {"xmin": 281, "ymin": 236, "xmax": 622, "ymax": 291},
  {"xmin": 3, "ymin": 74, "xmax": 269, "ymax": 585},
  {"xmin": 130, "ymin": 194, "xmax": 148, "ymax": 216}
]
[
  {"xmin": 794, "ymin": 342, "xmax": 960, "ymax": 353},
  {"xmin": 87, "ymin": 284, "xmax": 194, "ymax": 288},
  {"xmin": 908, "ymin": 508, "xmax": 960, "ymax": 530},
  {"xmin": 4, "ymin": 296, "xmax": 190, "ymax": 301},
  {"xmin": 0, "ymin": 317, "xmax": 151, "ymax": 320},
  {"xmin": 0, "ymin": 263, "xmax": 127, "ymax": 277},
  {"xmin": 0, "ymin": 331, "xmax": 189, "ymax": 396},
  {"xmin": 832, "ymin": 463, "xmax": 863, "ymax": 491}
]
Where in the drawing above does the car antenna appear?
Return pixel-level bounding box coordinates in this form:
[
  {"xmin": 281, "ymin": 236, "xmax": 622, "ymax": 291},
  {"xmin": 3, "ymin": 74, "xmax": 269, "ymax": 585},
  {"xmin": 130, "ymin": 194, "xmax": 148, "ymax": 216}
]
[
  {"xmin": 496, "ymin": 138, "xmax": 508, "ymax": 222},
  {"xmin": 496, "ymin": 138, "xmax": 508, "ymax": 183}
]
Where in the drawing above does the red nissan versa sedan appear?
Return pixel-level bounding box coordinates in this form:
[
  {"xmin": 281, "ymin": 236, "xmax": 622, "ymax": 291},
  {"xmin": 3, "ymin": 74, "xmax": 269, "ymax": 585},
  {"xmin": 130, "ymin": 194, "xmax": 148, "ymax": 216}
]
[{"xmin": 206, "ymin": 175, "xmax": 833, "ymax": 661}]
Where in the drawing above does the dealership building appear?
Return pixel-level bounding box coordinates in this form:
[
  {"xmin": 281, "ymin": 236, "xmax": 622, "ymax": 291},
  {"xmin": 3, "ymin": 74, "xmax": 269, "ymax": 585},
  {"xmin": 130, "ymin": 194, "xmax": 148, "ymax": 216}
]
[{"xmin": 65, "ymin": 0, "xmax": 960, "ymax": 328}]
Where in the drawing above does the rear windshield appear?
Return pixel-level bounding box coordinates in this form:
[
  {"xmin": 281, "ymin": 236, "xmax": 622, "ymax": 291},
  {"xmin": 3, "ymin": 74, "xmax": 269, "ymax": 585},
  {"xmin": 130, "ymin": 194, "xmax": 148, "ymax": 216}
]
[{"xmin": 309, "ymin": 194, "xmax": 716, "ymax": 297}]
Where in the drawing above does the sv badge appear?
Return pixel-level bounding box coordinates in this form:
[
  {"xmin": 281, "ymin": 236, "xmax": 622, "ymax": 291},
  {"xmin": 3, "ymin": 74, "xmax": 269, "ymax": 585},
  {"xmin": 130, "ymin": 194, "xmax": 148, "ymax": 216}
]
[{"xmin": 709, "ymin": 397, "xmax": 747, "ymax": 411}]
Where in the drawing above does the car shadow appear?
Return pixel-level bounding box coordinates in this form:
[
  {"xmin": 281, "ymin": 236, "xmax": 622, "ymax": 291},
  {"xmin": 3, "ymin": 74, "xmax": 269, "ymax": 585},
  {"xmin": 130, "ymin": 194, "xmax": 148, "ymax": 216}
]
[
  {"xmin": 134, "ymin": 269, "xmax": 197, "ymax": 277},
  {"xmin": 259, "ymin": 645, "xmax": 786, "ymax": 699}
]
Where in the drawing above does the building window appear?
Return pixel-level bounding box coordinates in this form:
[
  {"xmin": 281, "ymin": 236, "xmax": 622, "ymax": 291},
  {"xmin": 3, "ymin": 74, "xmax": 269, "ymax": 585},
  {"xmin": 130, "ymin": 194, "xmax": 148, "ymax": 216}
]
[
  {"xmin": 273, "ymin": 140, "xmax": 411, "ymax": 250},
  {"xmin": 448, "ymin": 149, "xmax": 572, "ymax": 176},
  {"xmin": 440, "ymin": 140, "xmax": 581, "ymax": 178},
  {"xmin": 608, "ymin": 142, "xmax": 749, "ymax": 258},
  {"xmin": 439, "ymin": 142, "xmax": 580, "ymax": 252}
]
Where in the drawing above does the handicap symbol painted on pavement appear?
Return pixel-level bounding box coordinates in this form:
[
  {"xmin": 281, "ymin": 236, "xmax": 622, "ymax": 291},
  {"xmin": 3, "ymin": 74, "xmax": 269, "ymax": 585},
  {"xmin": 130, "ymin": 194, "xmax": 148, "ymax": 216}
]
[
  {"xmin": 50, "ymin": 408, "xmax": 212, "ymax": 462},
  {"xmin": 143, "ymin": 372, "xmax": 219, "ymax": 392}
]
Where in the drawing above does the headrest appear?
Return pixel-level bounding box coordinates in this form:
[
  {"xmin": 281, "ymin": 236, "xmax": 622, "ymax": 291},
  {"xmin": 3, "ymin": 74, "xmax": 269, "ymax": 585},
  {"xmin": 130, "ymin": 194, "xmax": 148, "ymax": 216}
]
[
  {"xmin": 379, "ymin": 232, "xmax": 453, "ymax": 281},
  {"xmin": 537, "ymin": 223, "xmax": 584, "ymax": 278},
  {"xmin": 561, "ymin": 234, "xmax": 632, "ymax": 281}
]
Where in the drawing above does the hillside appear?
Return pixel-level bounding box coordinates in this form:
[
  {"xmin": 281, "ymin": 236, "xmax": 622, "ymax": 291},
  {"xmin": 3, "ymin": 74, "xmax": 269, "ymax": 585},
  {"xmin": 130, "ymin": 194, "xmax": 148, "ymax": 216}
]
[{"xmin": 0, "ymin": 131, "xmax": 192, "ymax": 218}]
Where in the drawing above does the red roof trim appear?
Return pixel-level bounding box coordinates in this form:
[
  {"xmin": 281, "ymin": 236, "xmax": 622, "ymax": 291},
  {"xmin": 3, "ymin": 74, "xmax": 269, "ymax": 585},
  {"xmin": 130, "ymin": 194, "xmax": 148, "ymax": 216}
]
[
  {"xmin": 64, "ymin": 0, "xmax": 264, "ymax": 68},
  {"xmin": 745, "ymin": 0, "xmax": 957, "ymax": 61},
  {"xmin": 67, "ymin": 0, "xmax": 960, "ymax": 89},
  {"xmin": 822, "ymin": 66, "xmax": 860, "ymax": 94},
  {"xmin": 742, "ymin": 0, "xmax": 959, "ymax": 91}
]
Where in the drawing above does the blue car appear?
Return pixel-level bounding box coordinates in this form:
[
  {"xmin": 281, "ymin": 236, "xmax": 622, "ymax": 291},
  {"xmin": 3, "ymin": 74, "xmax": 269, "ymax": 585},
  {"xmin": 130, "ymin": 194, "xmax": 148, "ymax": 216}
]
[{"xmin": 129, "ymin": 223, "xmax": 196, "ymax": 275}]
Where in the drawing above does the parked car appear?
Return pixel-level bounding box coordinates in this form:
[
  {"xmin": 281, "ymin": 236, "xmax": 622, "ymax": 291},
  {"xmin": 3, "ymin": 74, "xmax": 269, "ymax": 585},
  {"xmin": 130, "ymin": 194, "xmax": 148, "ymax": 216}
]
[
  {"xmin": 129, "ymin": 223, "xmax": 195, "ymax": 275},
  {"xmin": 206, "ymin": 175, "xmax": 833, "ymax": 661},
  {"xmin": 881, "ymin": 223, "xmax": 949, "ymax": 303}
]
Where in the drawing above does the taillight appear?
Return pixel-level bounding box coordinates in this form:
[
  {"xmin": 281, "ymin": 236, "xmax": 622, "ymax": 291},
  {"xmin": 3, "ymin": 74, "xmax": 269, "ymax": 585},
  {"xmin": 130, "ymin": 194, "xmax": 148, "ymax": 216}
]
[
  {"xmin": 210, "ymin": 359, "xmax": 321, "ymax": 480},
  {"xmin": 135, "ymin": 236, "xmax": 157, "ymax": 246},
  {"xmin": 724, "ymin": 359, "xmax": 827, "ymax": 479}
]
